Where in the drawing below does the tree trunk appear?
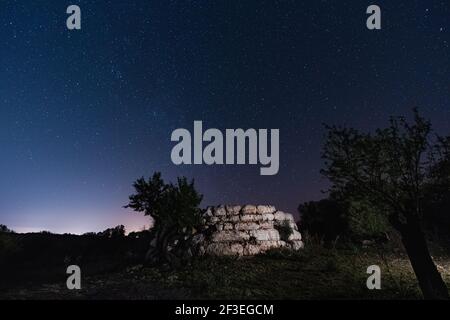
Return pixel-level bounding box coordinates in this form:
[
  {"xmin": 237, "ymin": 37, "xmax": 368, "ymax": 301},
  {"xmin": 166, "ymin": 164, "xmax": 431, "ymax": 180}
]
[{"xmin": 400, "ymin": 218, "xmax": 449, "ymax": 299}]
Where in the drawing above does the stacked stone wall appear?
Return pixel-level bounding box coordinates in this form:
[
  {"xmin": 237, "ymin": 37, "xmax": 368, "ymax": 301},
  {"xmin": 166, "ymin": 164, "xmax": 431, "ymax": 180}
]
[{"xmin": 191, "ymin": 205, "xmax": 303, "ymax": 256}]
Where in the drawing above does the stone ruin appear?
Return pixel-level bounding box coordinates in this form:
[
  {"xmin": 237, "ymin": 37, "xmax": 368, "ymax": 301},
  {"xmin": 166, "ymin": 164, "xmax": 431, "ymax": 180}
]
[{"xmin": 191, "ymin": 205, "xmax": 303, "ymax": 256}]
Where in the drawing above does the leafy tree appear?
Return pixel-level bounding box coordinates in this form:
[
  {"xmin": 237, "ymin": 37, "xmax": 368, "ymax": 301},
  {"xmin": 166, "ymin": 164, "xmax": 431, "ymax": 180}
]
[
  {"xmin": 125, "ymin": 172, "xmax": 203, "ymax": 267},
  {"xmin": 98, "ymin": 225, "xmax": 126, "ymax": 239},
  {"xmin": 321, "ymin": 109, "xmax": 449, "ymax": 299}
]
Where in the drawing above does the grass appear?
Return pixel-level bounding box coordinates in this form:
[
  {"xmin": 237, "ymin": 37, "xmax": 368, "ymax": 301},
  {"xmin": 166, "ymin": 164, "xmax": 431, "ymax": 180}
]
[
  {"xmin": 164, "ymin": 245, "xmax": 426, "ymax": 299},
  {"xmin": 2, "ymin": 240, "xmax": 450, "ymax": 299}
]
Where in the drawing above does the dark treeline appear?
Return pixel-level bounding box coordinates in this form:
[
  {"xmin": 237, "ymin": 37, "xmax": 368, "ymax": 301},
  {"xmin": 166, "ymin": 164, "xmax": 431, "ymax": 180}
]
[{"xmin": 0, "ymin": 225, "xmax": 151, "ymax": 289}]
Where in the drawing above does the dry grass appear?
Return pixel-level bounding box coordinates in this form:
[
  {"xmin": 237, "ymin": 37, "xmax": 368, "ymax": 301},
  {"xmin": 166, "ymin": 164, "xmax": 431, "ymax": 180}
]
[{"xmin": 4, "ymin": 243, "xmax": 450, "ymax": 299}]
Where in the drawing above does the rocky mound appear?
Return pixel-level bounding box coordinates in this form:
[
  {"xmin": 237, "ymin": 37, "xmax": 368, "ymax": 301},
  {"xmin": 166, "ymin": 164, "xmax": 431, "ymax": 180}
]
[{"xmin": 191, "ymin": 205, "xmax": 303, "ymax": 256}]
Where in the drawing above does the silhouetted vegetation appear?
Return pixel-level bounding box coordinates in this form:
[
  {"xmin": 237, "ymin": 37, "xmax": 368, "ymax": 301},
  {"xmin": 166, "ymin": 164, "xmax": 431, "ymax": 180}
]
[
  {"xmin": 298, "ymin": 199, "xmax": 346, "ymax": 244},
  {"xmin": 125, "ymin": 172, "xmax": 203, "ymax": 268},
  {"xmin": 0, "ymin": 226, "xmax": 151, "ymax": 290},
  {"xmin": 298, "ymin": 197, "xmax": 390, "ymax": 245},
  {"xmin": 0, "ymin": 224, "xmax": 14, "ymax": 233},
  {"xmin": 321, "ymin": 109, "xmax": 450, "ymax": 299}
]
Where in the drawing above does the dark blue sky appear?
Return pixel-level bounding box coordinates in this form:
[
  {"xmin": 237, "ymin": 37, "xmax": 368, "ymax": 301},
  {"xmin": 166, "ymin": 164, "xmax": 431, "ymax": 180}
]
[{"xmin": 1, "ymin": 0, "xmax": 449, "ymax": 233}]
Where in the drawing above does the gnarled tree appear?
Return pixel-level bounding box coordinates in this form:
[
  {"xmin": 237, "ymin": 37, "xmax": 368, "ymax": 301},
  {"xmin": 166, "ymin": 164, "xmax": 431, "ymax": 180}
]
[
  {"xmin": 321, "ymin": 109, "xmax": 449, "ymax": 299},
  {"xmin": 125, "ymin": 172, "xmax": 203, "ymax": 267}
]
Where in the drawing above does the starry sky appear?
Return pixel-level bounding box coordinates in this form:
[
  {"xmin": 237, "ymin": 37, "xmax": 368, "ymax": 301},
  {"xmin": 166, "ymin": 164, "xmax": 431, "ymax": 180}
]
[{"xmin": 1, "ymin": 0, "xmax": 449, "ymax": 234}]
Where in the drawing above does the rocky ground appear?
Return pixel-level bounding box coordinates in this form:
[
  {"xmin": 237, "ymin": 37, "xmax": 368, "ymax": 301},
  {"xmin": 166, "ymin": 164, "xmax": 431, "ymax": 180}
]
[{"xmin": 3, "ymin": 245, "xmax": 450, "ymax": 300}]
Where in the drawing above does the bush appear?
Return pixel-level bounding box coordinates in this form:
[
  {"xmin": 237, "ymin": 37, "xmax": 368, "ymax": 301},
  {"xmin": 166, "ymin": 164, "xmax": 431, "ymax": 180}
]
[
  {"xmin": 346, "ymin": 199, "xmax": 390, "ymax": 241},
  {"xmin": 298, "ymin": 198, "xmax": 391, "ymax": 245},
  {"xmin": 298, "ymin": 199, "xmax": 347, "ymax": 244}
]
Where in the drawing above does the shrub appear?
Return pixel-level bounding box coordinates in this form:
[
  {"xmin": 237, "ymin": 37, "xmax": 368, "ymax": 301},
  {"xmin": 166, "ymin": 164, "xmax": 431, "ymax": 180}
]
[
  {"xmin": 125, "ymin": 172, "xmax": 203, "ymax": 267},
  {"xmin": 346, "ymin": 199, "xmax": 390, "ymax": 240},
  {"xmin": 0, "ymin": 224, "xmax": 14, "ymax": 233},
  {"xmin": 298, "ymin": 198, "xmax": 391, "ymax": 244},
  {"xmin": 298, "ymin": 199, "xmax": 347, "ymax": 244}
]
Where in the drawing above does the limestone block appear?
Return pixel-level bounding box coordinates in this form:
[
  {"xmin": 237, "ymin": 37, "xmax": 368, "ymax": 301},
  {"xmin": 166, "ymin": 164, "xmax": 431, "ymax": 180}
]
[
  {"xmin": 243, "ymin": 244, "xmax": 261, "ymax": 255},
  {"xmin": 262, "ymin": 213, "xmax": 274, "ymax": 221},
  {"xmin": 273, "ymin": 211, "xmax": 286, "ymax": 221},
  {"xmin": 226, "ymin": 205, "xmax": 241, "ymax": 215},
  {"xmin": 211, "ymin": 230, "xmax": 250, "ymax": 242},
  {"xmin": 235, "ymin": 222, "xmax": 259, "ymax": 231},
  {"xmin": 241, "ymin": 214, "xmax": 263, "ymax": 222},
  {"xmin": 278, "ymin": 240, "xmax": 288, "ymax": 247},
  {"xmin": 290, "ymin": 221, "xmax": 298, "ymax": 230},
  {"xmin": 257, "ymin": 240, "xmax": 281, "ymax": 251},
  {"xmin": 288, "ymin": 230, "xmax": 302, "ymax": 241},
  {"xmin": 257, "ymin": 205, "xmax": 276, "ymax": 215},
  {"xmin": 229, "ymin": 215, "xmax": 240, "ymax": 222},
  {"xmin": 229, "ymin": 243, "xmax": 244, "ymax": 256},
  {"xmin": 250, "ymin": 229, "xmax": 280, "ymax": 241},
  {"xmin": 209, "ymin": 216, "xmax": 220, "ymax": 224},
  {"xmin": 214, "ymin": 206, "xmax": 227, "ymax": 216},
  {"xmin": 289, "ymin": 240, "xmax": 304, "ymax": 250},
  {"xmin": 259, "ymin": 221, "xmax": 274, "ymax": 229},
  {"xmin": 241, "ymin": 205, "xmax": 257, "ymax": 215},
  {"xmin": 284, "ymin": 213, "xmax": 295, "ymax": 222},
  {"xmin": 223, "ymin": 223, "xmax": 234, "ymax": 230}
]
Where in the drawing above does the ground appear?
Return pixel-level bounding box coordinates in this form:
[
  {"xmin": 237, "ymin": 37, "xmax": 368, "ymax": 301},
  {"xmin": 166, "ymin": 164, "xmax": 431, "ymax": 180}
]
[{"xmin": 3, "ymin": 244, "xmax": 450, "ymax": 300}]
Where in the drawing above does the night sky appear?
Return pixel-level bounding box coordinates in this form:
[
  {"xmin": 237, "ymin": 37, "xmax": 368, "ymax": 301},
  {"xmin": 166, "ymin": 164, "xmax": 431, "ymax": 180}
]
[{"xmin": 1, "ymin": 1, "xmax": 449, "ymax": 234}]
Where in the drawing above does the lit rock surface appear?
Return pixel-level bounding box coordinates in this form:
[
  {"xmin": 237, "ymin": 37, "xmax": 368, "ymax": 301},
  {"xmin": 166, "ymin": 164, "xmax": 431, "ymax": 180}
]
[{"xmin": 191, "ymin": 205, "xmax": 304, "ymax": 256}]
